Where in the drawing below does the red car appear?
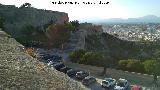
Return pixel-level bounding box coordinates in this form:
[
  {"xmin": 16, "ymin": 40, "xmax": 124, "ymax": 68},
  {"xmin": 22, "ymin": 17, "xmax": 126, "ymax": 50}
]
[{"xmin": 131, "ymin": 85, "xmax": 142, "ymax": 90}]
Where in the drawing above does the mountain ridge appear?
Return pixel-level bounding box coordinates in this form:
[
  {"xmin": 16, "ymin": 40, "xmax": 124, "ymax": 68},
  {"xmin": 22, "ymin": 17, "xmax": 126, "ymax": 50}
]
[{"xmin": 93, "ymin": 15, "xmax": 160, "ymax": 24}]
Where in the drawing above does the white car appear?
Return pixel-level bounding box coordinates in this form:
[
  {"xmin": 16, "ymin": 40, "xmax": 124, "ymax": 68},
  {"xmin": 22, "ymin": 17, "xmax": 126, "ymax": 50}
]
[
  {"xmin": 101, "ymin": 78, "xmax": 116, "ymax": 88},
  {"xmin": 114, "ymin": 78, "xmax": 129, "ymax": 90}
]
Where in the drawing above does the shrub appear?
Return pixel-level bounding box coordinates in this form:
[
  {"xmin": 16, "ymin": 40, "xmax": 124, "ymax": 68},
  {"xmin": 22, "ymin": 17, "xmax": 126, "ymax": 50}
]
[
  {"xmin": 118, "ymin": 59, "xmax": 145, "ymax": 73},
  {"xmin": 69, "ymin": 49, "xmax": 86, "ymax": 63},
  {"xmin": 143, "ymin": 60, "xmax": 156, "ymax": 74},
  {"xmin": 80, "ymin": 52, "xmax": 104, "ymax": 66},
  {"xmin": 118, "ymin": 60, "xmax": 128, "ymax": 70},
  {"xmin": 126, "ymin": 60, "xmax": 144, "ymax": 73}
]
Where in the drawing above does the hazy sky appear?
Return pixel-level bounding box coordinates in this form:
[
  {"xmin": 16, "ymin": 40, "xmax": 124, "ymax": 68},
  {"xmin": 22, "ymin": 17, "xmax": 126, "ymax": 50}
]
[{"xmin": 0, "ymin": 0, "xmax": 160, "ymax": 22}]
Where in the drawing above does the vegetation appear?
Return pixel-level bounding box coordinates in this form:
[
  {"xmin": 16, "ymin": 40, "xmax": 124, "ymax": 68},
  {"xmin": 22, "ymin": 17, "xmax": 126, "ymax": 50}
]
[
  {"xmin": 26, "ymin": 48, "xmax": 36, "ymax": 58},
  {"xmin": 70, "ymin": 20, "xmax": 80, "ymax": 29},
  {"xmin": 69, "ymin": 49, "xmax": 105, "ymax": 67},
  {"xmin": 118, "ymin": 59, "xmax": 144, "ymax": 73},
  {"xmin": 65, "ymin": 22, "xmax": 76, "ymax": 31},
  {"xmin": 80, "ymin": 52, "xmax": 104, "ymax": 66},
  {"xmin": 19, "ymin": 3, "xmax": 31, "ymax": 8},
  {"xmin": 118, "ymin": 59, "xmax": 160, "ymax": 76},
  {"xmin": 143, "ymin": 60, "xmax": 157, "ymax": 74},
  {"xmin": 16, "ymin": 25, "xmax": 47, "ymax": 47},
  {"xmin": 15, "ymin": 20, "xmax": 80, "ymax": 48},
  {"xmin": 0, "ymin": 17, "xmax": 5, "ymax": 29},
  {"xmin": 69, "ymin": 49, "xmax": 86, "ymax": 63},
  {"xmin": 45, "ymin": 23, "xmax": 70, "ymax": 48}
]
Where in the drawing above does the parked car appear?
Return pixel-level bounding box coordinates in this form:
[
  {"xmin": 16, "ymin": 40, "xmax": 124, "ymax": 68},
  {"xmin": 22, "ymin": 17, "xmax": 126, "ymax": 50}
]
[
  {"xmin": 47, "ymin": 61, "xmax": 58, "ymax": 66},
  {"xmin": 59, "ymin": 66, "xmax": 72, "ymax": 73},
  {"xmin": 102, "ymin": 78, "xmax": 116, "ymax": 88},
  {"xmin": 67, "ymin": 69, "xmax": 81, "ymax": 78},
  {"xmin": 41, "ymin": 54, "xmax": 51, "ymax": 60},
  {"xmin": 114, "ymin": 78, "xmax": 129, "ymax": 90},
  {"xmin": 82, "ymin": 76, "xmax": 96, "ymax": 86},
  {"xmin": 131, "ymin": 85, "xmax": 142, "ymax": 90},
  {"xmin": 53, "ymin": 63, "xmax": 65, "ymax": 71},
  {"xmin": 50, "ymin": 55, "xmax": 62, "ymax": 62},
  {"xmin": 76, "ymin": 71, "xmax": 89, "ymax": 80}
]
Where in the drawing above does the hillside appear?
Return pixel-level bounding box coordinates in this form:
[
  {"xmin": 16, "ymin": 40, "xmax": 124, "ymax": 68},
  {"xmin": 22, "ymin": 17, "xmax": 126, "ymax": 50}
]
[{"xmin": 0, "ymin": 29, "xmax": 88, "ymax": 90}]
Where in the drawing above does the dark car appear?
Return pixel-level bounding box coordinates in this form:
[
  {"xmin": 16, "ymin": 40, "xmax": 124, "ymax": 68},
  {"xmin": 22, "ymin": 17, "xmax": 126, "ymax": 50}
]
[
  {"xmin": 53, "ymin": 63, "xmax": 65, "ymax": 71},
  {"xmin": 82, "ymin": 76, "xmax": 96, "ymax": 86},
  {"xmin": 50, "ymin": 55, "xmax": 62, "ymax": 62},
  {"xmin": 59, "ymin": 66, "xmax": 72, "ymax": 73},
  {"xmin": 41, "ymin": 54, "xmax": 51, "ymax": 60},
  {"xmin": 76, "ymin": 71, "xmax": 89, "ymax": 80},
  {"xmin": 66, "ymin": 69, "xmax": 81, "ymax": 78}
]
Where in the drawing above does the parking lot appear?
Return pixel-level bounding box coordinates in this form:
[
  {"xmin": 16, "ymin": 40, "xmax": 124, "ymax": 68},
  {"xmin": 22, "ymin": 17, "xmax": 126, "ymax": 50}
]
[
  {"xmin": 35, "ymin": 50, "xmax": 159, "ymax": 90},
  {"xmin": 65, "ymin": 62, "xmax": 160, "ymax": 90}
]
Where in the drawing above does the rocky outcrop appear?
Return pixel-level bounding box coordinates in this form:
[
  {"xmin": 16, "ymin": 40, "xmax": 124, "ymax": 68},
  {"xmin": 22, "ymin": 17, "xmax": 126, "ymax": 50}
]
[
  {"xmin": 0, "ymin": 4, "xmax": 69, "ymax": 37},
  {"xmin": 0, "ymin": 29, "xmax": 88, "ymax": 90}
]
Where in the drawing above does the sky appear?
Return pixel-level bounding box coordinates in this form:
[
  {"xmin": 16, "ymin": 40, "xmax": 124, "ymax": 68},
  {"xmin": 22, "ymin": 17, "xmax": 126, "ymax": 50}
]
[{"xmin": 0, "ymin": 0, "xmax": 160, "ymax": 22}]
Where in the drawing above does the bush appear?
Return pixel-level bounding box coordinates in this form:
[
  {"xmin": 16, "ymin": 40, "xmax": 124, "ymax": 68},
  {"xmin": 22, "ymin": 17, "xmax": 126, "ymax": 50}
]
[
  {"xmin": 118, "ymin": 60, "xmax": 128, "ymax": 70},
  {"xmin": 80, "ymin": 52, "xmax": 104, "ymax": 66},
  {"xmin": 69, "ymin": 49, "xmax": 86, "ymax": 63},
  {"xmin": 126, "ymin": 60, "xmax": 144, "ymax": 73},
  {"xmin": 143, "ymin": 60, "xmax": 156, "ymax": 74},
  {"xmin": 69, "ymin": 50, "xmax": 105, "ymax": 67},
  {"xmin": 118, "ymin": 59, "xmax": 145, "ymax": 73}
]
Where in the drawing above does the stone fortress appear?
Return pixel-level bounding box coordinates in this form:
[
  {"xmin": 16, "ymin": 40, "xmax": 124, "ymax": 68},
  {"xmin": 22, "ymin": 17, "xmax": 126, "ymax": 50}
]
[{"xmin": 0, "ymin": 4, "xmax": 69, "ymax": 36}]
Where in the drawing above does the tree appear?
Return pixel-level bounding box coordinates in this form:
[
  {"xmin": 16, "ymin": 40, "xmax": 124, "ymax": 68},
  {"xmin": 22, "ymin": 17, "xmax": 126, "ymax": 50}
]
[
  {"xmin": 70, "ymin": 20, "xmax": 80, "ymax": 28},
  {"xmin": 80, "ymin": 52, "xmax": 104, "ymax": 66},
  {"xmin": 20, "ymin": 3, "xmax": 31, "ymax": 8},
  {"xmin": 143, "ymin": 60, "xmax": 160, "ymax": 87},
  {"xmin": 45, "ymin": 24, "xmax": 70, "ymax": 48},
  {"xmin": 65, "ymin": 22, "xmax": 76, "ymax": 31},
  {"xmin": 152, "ymin": 49, "xmax": 160, "ymax": 87},
  {"xmin": 69, "ymin": 49, "xmax": 86, "ymax": 63}
]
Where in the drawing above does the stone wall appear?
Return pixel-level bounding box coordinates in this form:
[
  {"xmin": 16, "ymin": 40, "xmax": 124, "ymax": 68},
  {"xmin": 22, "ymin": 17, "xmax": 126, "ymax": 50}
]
[{"xmin": 0, "ymin": 4, "xmax": 69, "ymax": 36}]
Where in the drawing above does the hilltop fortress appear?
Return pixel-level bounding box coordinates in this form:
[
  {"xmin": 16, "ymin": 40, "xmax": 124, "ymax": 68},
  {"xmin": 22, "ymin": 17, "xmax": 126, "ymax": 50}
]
[{"xmin": 0, "ymin": 4, "xmax": 69, "ymax": 36}]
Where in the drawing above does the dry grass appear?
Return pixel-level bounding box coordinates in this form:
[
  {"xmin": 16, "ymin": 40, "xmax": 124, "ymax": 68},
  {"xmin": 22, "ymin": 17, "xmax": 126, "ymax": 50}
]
[{"xmin": 26, "ymin": 48, "xmax": 36, "ymax": 58}]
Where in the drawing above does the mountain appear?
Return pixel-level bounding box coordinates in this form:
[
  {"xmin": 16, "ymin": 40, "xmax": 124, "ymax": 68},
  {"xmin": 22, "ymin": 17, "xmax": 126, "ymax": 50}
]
[{"xmin": 93, "ymin": 15, "xmax": 160, "ymax": 24}]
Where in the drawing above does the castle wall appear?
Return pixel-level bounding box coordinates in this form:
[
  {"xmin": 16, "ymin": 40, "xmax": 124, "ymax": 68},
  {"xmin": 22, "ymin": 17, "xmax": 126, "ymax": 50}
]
[{"xmin": 0, "ymin": 4, "xmax": 69, "ymax": 36}]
